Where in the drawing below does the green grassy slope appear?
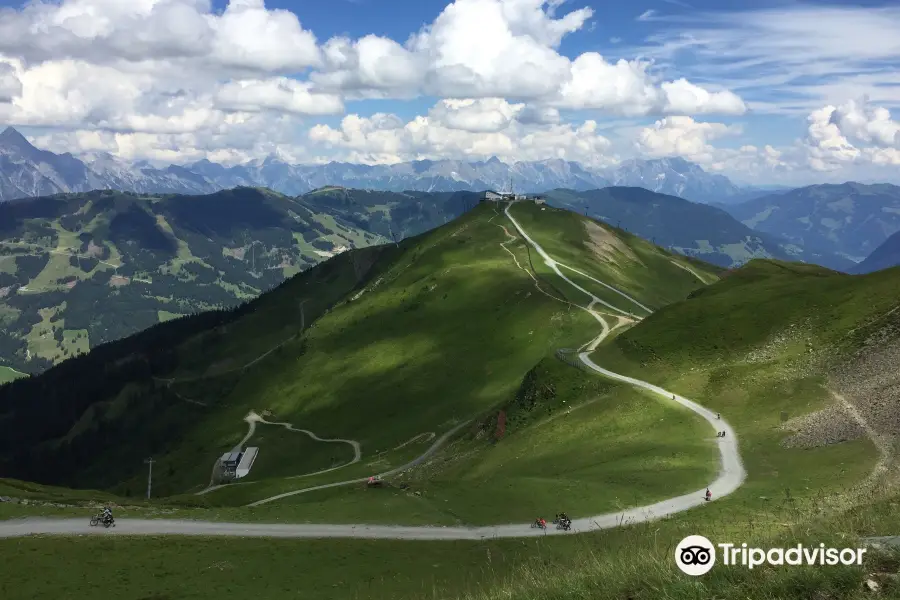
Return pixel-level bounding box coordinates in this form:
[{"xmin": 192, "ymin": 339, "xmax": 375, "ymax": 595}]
[
  {"xmin": 4, "ymin": 213, "xmax": 900, "ymax": 600},
  {"xmin": 0, "ymin": 242, "xmax": 399, "ymax": 491},
  {"xmin": 448, "ymin": 261, "xmax": 900, "ymax": 600},
  {"xmin": 1, "ymin": 202, "xmax": 718, "ymax": 517},
  {"xmin": 0, "ymin": 365, "xmax": 25, "ymax": 384},
  {"xmin": 0, "ymin": 478, "xmax": 119, "ymax": 504},
  {"xmin": 510, "ymin": 201, "xmax": 721, "ymax": 311},
  {"xmin": 587, "ymin": 260, "xmax": 899, "ymax": 516}
]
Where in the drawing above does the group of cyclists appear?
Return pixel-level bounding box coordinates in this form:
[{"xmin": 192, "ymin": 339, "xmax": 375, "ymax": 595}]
[
  {"xmin": 534, "ymin": 491, "xmax": 714, "ymax": 531},
  {"xmin": 533, "ymin": 512, "xmax": 571, "ymax": 531},
  {"xmin": 89, "ymin": 505, "xmax": 115, "ymax": 527}
]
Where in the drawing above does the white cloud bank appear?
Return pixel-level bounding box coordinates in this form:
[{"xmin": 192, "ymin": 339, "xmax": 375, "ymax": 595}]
[
  {"xmin": 0, "ymin": 0, "xmax": 898, "ymax": 184},
  {"xmin": 804, "ymin": 100, "xmax": 900, "ymax": 172},
  {"xmin": 308, "ymin": 98, "xmax": 616, "ymax": 167}
]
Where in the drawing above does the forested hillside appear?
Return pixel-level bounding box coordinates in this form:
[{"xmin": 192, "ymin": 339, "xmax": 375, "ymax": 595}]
[{"xmin": 0, "ymin": 187, "xmax": 479, "ymax": 373}]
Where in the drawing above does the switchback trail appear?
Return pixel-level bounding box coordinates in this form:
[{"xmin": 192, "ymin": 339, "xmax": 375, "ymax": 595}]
[
  {"xmin": 503, "ymin": 202, "xmax": 745, "ymax": 513},
  {"xmin": 0, "ymin": 203, "xmax": 746, "ymax": 540},
  {"xmin": 246, "ymin": 420, "xmax": 470, "ymax": 506},
  {"xmin": 197, "ymin": 412, "xmax": 362, "ymax": 496}
]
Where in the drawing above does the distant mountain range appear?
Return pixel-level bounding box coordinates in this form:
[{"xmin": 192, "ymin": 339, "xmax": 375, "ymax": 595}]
[
  {"xmin": 723, "ymin": 183, "xmax": 900, "ymax": 264},
  {"xmin": 1, "ymin": 126, "xmax": 758, "ymax": 205},
  {"xmin": 6, "ymin": 124, "xmax": 900, "ymax": 278},
  {"xmin": 543, "ymin": 188, "xmax": 854, "ymax": 271}
]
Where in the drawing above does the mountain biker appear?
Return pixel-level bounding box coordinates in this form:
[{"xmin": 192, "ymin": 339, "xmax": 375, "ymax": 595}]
[
  {"xmin": 536, "ymin": 517, "xmax": 547, "ymax": 528},
  {"xmin": 101, "ymin": 506, "xmax": 113, "ymax": 523},
  {"xmin": 705, "ymin": 489, "xmax": 712, "ymax": 502}
]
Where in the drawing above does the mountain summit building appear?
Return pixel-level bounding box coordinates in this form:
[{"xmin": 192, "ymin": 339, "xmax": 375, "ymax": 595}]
[{"xmin": 482, "ymin": 191, "xmax": 545, "ymax": 203}]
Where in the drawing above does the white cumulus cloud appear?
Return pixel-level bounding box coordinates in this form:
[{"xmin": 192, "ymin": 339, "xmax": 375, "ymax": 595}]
[
  {"xmin": 828, "ymin": 99, "xmax": 900, "ymax": 148},
  {"xmin": 215, "ymin": 78, "xmax": 343, "ymax": 116},
  {"xmin": 10, "ymin": 0, "xmax": 900, "ymax": 186},
  {"xmin": 0, "ymin": 61, "xmax": 22, "ymax": 102},
  {"xmin": 308, "ymin": 101, "xmax": 614, "ymax": 167},
  {"xmin": 310, "ymin": 0, "xmax": 746, "ymax": 115},
  {"xmin": 661, "ymin": 79, "xmax": 747, "ymax": 115},
  {"xmin": 803, "ymin": 100, "xmax": 900, "ymax": 171},
  {"xmin": 428, "ymin": 98, "xmax": 524, "ymax": 133},
  {"xmin": 0, "ymin": 0, "xmax": 748, "ymax": 162},
  {"xmin": 637, "ymin": 116, "xmax": 742, "ymax": 164}
]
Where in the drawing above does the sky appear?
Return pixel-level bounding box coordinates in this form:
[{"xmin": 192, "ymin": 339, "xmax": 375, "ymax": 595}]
[{"xmin": 0, "ymin": 0, "xmax": 899, "ymax": 185}]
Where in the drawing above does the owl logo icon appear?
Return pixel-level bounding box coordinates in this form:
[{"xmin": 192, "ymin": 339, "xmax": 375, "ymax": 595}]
[{"xmin": 675, "ymin": 535, "xmax": 716, "ymax": 576}]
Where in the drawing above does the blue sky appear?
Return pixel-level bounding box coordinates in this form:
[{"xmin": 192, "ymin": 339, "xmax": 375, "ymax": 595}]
[
  {"xmin": 270, "ymin": 0, "xmax": 897, "ymax": 150},
  {"xmin": 214, "ymin": 0, "xmax": 841, "ymax": 142},
  {"xmin": 0, "ymin": 0, "xmax": 899, "ymax": 185}
]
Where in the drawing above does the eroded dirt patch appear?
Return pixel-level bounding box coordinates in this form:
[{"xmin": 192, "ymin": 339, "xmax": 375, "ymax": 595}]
[
  {"xmin": 583, "ymin": 221, "xmax": 642, "ymax": 267},
  {"xmin": 86, "ymin": 241, "xmax": 105, "ymax": 258},
  {"xmin": 781, "ymin": 403, "xmax": 865, "ymax": 449},
  {"xmin": 782, "ymin": 311, "xmax": 900, "ymax": 455},
  {"xmin": 831, "ymin": 335, "xmax": 900, "ymax": 443},
  {"xmin": 223, "ymin": 246, "xmax": 248, "ymax": 260}
]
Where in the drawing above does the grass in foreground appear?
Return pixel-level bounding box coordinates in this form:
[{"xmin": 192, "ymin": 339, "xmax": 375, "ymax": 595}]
[
  {"xmin": 460, "ymin": 487, "xmax": 900, "ymax": 600},
  {"xmin": 2, "ymin": 488, "xmax": 897, "ymax": 600}
]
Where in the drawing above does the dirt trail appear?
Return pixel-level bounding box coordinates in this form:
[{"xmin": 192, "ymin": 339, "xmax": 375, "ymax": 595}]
[
  {"xmin": 557, "ymin": 263, "xmax": 653, "ymax": 314},
  {"xmin": 247, "ymin": 421, "xmax": 470, "ymax": 506},
  {"xmin": 197, "ymin": 412, "xmax": 361, "ymax": 496},
  {"xmin": 830, "ymin": 391, "xmax": 893, "ymax": 490},
  {"xmin": 495, "ymin": 223, "xmax": 570, "ymax": 305},
  {"xmin": 390, "ymin": 432, "xmax": 436, "ymax": 451},
  {"xmin": 500, "ymin": 210, "xmax": 646, "ymax": 320},
  {"xmin": 669, "ymin": 259, "xmax": 710, "ymax": 284}
]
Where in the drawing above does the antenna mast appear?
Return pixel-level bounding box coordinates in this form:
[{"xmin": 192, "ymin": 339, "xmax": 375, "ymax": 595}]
[
  {"xmin": 502, "ymin": 169, "xmax": 514, "ymax": 197},
  {"xmin": 144, "ymin": 457, "xmax": 155, "ymax": 500}
]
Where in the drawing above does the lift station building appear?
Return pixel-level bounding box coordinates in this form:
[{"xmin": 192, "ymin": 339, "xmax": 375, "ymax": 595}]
[{"xmin": 219, "ymin": 447, "xmax": 259, "ymax": 480}]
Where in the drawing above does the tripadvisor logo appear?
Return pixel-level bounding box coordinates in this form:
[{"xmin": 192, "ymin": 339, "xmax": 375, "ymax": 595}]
[
  {"xmin": 676, "ymin": 535, "xmax": 716, "ymax": 576},
  {"xmin": 675, "ymin": 535, "xmax": 868, "ymax": 576}
]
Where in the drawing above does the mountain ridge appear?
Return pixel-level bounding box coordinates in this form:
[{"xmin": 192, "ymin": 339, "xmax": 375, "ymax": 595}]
[
  {"xmin": 542, "ymin": 187, "xmax": 855, "ymax": 271},
  {"xmin": 1, "ymin": 126, "xmax": 757, "ymax": 205},
  {"xmin": 852, "ymin": 229, "xmax": 900, "ymax": 274},
  {"xmin": 0, "ymin": 200, "xmax": 720, "ymax": 501},
  {"xmin": 723, "ymin": 182, "xmax": 900, "ymax": 263}
]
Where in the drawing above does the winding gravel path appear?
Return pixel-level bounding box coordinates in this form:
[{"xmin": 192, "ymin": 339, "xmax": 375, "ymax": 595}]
[
  {"xmin": 197, "ymin": 411, "xmax": 362, "ymax": 496},
  {"xmin": 0, "ymin": 203, "xmax": 746, "ymax": 540},
  {"xmin": 247, "ymin": 421, "xmax": 470, "ymax": 507},
  {"xmin": 504, "ymin": 202, "xmax": 745, "ymax": 513}
]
